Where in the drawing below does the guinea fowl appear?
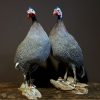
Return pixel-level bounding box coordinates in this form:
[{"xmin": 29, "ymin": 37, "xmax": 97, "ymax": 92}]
[
  {"xmin": 14, "ymin": 7, "xmax": 51, "ymax": 99},
  {"xmin": 49, "ymin": 7, "xmax": 87, "ymax": 85}
]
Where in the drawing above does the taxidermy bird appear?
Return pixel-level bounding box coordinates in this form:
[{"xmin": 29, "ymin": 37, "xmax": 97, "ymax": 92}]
[
  {"xmin": 14, "ymin": 7, "xmax": 51, "ymax": 99},
  {"xmin": 49, "ymin": 7, "xmax": 88, "ymax": 84}
]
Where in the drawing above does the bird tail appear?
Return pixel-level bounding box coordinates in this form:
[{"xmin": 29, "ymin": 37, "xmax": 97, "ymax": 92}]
[
  {"xmin": 77, "ymin": 66, "xmax": 88, "ymax": 83},
  {"xmin": 81, "ymin": 66, "xmax": 85, "ymax": 78}
]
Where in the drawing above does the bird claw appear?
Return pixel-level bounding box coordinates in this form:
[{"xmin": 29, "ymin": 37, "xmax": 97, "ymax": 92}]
[{"xmin": 18, "ymin": 83, "xmax": 42, "ymax": 100}]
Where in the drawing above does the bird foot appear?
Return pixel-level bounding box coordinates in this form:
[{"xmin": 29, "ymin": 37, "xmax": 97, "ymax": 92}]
[
  {"xmin": 18, "ymin": 82, "xmax": 42, "ymax": 100},
  {"xmin": 50, "ymin": 77, "xmax": 75, "ymax": 90},
  {"xmin": 50, "ymin": 77, "xmax": 88, "ymax": 94}
]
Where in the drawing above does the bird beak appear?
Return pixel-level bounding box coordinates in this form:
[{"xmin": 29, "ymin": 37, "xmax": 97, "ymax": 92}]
[{"xmin": 53, "ymin": 11, "xmax": 57, "ymax": 16}]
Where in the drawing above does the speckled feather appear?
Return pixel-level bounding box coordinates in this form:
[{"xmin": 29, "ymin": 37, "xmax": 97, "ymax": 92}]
[
  {"xmin": 14, "ymin": 21, "xmax": 51, "ymax": 73},
  {"xmin": 49, "ymin": 20, "xmax": 83, "ymax": 68}
]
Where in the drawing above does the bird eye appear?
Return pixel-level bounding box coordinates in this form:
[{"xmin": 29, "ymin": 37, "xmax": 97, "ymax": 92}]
[{"xmin": 57, "ymin": 10, "xmax": 60, "ymax": 13}]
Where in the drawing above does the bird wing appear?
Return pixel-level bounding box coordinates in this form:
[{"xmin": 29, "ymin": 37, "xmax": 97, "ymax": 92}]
[{"xmin": 65, "ymin": 34, "xmax": 84, "ymax": 66}]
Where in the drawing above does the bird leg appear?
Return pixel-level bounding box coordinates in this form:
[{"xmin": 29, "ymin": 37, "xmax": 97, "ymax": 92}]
[
  {"xmin": 23, "ymin": 74, "xmax": 28, "ymax": 89},
  {"xmin": 27, "ymin": 64, "xmax": 38, "ymax": 87},
  {"xmin": 50, "ymin": 67, "xmax": 75, "ymax": 90},
  {"xmin": 71, "ymin": 64, "xmax": 77, "ymax": 84},
  {"xmin": 23, "ymin": 74, "xmax": 27, "ymax": 83},
  {"xmin": 64, "ymin": 69, "xmax": 68, "ymax": 81},
  {"xmin": 18, "ymin": 74, "xmax": 28, "ymax": 93},
  {"xmin": 56, "ymin": 67, "xmax": 68, "ymax": 82},
  {"xmin": 28, "ymin": 75, "xmax": 36, "ymax": 91}
]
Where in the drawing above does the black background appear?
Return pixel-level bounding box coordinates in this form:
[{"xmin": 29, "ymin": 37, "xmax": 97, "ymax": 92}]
[{"xmin": 0, "ymin": 0, "xmax": 100, "ymax": 82}]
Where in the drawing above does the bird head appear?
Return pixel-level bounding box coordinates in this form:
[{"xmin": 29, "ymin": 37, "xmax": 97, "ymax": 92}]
[
  {"xmin": 53, "ymin": 7, "xmax": 63, "ymax": 19},
  {"xmin": 27, "ymin": 7, "xmax": 36, "ymax": 19}
]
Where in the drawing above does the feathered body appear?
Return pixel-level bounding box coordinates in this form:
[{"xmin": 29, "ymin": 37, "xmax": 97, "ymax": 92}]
[
  {"xmin": 15, "ymin": 21, "xmax": 50, "ymax": 74},
  {"xmin": 50, "ymin": 20, "xmax": 83, "ymax": 68}
]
